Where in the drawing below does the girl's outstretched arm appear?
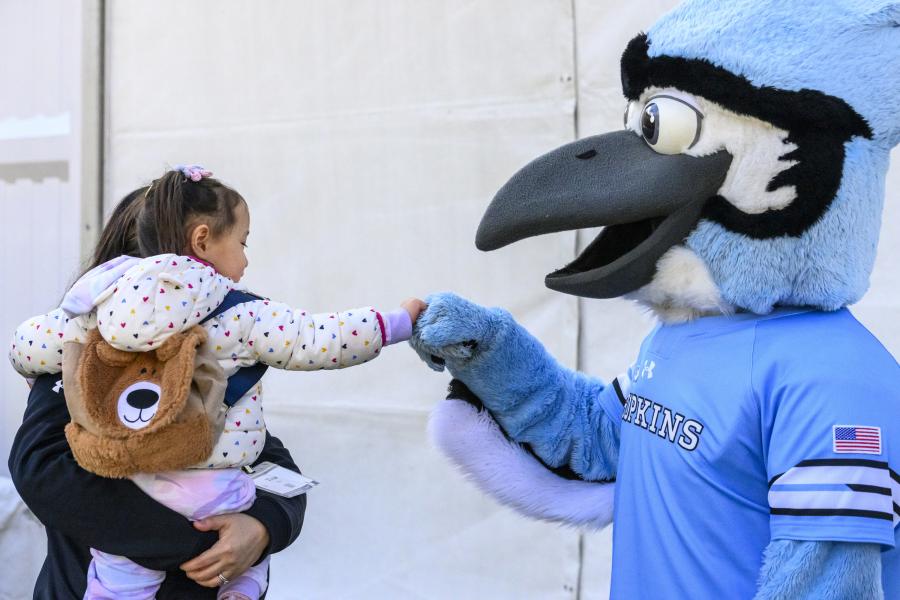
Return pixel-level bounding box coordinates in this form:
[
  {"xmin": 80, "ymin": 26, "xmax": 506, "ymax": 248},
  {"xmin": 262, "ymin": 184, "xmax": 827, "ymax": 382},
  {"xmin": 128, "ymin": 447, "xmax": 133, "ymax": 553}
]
[
  {"xmin": 92, "ymin": 253, "xmax": 413, "ymax": 369},
  {"xmin": 218, "ymin": 298, "xmax": 411, "ymax": 370}
]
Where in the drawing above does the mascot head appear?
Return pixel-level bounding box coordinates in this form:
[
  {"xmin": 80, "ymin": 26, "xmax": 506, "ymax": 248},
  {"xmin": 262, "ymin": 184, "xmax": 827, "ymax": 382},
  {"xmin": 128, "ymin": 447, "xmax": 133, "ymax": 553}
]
[{"xmin": 477, "ymin": 0, "xmax": 899, "ymax": 319}]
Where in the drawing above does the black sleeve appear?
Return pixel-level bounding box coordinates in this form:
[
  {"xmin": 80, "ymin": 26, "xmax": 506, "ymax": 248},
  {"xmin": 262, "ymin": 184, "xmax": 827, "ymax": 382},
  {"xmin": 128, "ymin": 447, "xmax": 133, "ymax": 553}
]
[
  {"xmin": 242, "ymin": 432, "xmax": 307, "ymax": 560},
  {"xmin": 7, "ymin": 374, "xmax": 218, "ymax": 572}
]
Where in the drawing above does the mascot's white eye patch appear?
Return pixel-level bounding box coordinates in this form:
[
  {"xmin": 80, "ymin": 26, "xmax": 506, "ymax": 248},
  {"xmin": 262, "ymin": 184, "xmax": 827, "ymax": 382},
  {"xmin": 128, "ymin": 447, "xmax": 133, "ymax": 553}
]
[
  {"xmin": 639, "ymin": 92, "xmax": 704, "ymax": 155},
  {"xmin": 117, "ymin": 381, "xmax": 161, "ymax": 430},
  {"xmin": 689, "ymin": 96, "xmax": 799, "ymax": 214},
  {"xmin": 629, "ymin": 88, "xmax": 800, "ymax": 214}
]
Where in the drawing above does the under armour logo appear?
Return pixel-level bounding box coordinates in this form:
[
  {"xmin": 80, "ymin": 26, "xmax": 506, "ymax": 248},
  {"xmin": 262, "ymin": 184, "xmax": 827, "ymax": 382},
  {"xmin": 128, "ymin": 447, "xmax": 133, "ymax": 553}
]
[
  {"xmin": 52, "ymin": 379, "xmax": 63, "ymax": 394},
  {"xmin": 630, "ymin": 360, "xmax": 656, "ymax": 382}
]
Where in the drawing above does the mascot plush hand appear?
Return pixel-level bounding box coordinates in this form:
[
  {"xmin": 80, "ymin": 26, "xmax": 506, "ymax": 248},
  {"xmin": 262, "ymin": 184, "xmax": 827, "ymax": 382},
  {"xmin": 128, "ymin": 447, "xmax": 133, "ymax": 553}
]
[{"xmin": 411, "ymin": 1, "xmax": 900, "ymax": 598}]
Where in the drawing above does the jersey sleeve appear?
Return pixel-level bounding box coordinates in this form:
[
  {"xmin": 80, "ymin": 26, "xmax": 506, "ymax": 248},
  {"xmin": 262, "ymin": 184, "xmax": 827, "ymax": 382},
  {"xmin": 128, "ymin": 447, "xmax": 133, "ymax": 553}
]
[
  {"xmin": 756, "ymin": 325, "xmax": 900, "ymax": 549},
  {"xmin": 598, "ymin": 374, "xmax": 629, "ymax": 427}
]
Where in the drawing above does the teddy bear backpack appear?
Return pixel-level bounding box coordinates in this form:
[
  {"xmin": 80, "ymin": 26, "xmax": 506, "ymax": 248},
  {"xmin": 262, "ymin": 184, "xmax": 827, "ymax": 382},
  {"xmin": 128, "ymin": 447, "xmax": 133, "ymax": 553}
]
[{"xmin": 61, "ymin": 290, "xmax": 268, "ymax": 478}]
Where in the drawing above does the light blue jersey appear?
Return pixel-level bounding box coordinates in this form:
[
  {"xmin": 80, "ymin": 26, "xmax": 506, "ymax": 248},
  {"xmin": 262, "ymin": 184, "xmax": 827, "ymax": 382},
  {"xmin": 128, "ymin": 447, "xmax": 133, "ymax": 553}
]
[{"xmin": 599, "ymin": 308, "xmax": 900, "ymax": 599}]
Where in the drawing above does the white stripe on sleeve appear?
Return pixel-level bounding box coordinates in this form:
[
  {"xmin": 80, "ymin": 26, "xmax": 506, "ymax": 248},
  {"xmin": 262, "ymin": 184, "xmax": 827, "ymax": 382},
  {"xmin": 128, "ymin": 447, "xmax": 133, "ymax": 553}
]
[{"xmin": 768, "ymin": 490, "xmax": 892, "ymax": 514}]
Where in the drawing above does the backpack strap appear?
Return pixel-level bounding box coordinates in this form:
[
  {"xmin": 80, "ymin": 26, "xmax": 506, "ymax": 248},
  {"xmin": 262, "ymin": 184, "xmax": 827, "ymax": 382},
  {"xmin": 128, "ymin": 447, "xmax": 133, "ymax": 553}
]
[
  {"xmin": 222, "ymin": 363, "xmax": 268, "ymax": 407},
  {"xmin": 203, "ymin": 289, "xmax": 269, "ymax": 407},
  {"xmin": 202, "ymin": 289, "xmax": 263, "ymax": 323}
]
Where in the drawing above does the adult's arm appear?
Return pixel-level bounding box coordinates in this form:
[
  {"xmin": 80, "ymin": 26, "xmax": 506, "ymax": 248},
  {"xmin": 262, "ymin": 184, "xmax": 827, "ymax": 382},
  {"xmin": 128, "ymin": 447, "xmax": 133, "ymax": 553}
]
[
  {"xmin": 10, "ymin": 375, "xmax": 305, "ymax": 568},
  {"xmin": 242, "ymin": 432, "xmax": 307, "ymax": 559},
  {"xmin": 180, "ymin": 431, "xmax": 308, "ymax": 587}
]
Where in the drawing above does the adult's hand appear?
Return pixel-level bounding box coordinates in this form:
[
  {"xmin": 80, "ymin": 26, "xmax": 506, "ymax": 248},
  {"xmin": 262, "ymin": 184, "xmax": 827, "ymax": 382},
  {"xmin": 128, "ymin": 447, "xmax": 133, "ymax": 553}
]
[{"xmin": 180, "ymin": 513, "xmax": 270, "ymax": 587}]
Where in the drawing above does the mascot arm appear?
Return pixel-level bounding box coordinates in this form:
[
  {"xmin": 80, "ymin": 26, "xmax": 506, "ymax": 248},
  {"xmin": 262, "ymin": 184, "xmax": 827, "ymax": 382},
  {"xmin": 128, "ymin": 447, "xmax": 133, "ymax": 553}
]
[
  {"xmin": 412, "ymin": 292, "xmax": 621, "ymax": 481},
  {"xmin": 754, "ymin": 540, "xmax": 883, "ymax": 599}
]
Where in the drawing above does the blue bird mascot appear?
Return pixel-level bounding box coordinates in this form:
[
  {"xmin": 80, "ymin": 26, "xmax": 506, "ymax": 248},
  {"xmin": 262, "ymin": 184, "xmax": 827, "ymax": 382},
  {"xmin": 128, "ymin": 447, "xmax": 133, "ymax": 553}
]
[{"xmin": 410, "ymin": 1, "xmax": 900, "ymax": 598}]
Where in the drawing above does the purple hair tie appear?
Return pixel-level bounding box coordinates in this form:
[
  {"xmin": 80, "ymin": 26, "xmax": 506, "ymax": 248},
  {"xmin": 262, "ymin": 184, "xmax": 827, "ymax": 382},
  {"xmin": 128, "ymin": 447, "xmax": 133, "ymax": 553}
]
[{"xmin": 174, "ymin": 164, "xmax": 213, "ymax": 182}]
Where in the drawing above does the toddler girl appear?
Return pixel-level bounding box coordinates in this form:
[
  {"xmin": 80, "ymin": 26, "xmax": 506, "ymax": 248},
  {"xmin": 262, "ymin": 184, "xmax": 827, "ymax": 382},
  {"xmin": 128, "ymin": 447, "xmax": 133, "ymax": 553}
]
[{"xmin": 10, "ymin": 165, "xmax": 425, "ymax": 599}]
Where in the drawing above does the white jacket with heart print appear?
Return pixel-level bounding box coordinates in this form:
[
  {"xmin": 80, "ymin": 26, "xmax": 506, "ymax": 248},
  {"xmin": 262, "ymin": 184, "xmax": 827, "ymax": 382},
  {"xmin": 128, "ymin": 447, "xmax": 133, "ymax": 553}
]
[{"xmin": 9, "ymin": 254, "xmax": 412, "ymax": 468}]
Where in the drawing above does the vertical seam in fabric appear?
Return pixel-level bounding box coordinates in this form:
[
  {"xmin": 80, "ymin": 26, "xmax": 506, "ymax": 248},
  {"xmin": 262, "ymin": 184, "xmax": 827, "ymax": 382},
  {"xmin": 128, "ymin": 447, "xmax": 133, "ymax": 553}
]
[
  {"xmin": 570, "ymin": 0, "xmax": 581, "ymax": 141},
  {"xmin": 751, "ymin": 321, "xmax": 768, "ymax": 472},
  {"xmin": 569, "ymin": 4, "xmax": 586, "ymax": 599},
  {"xmin": 577, "ymin": 532, "xmax": 585, "ymax": 599},
  {"xmin": 97, "ymin": 0, "xmax": 106, "ymax": 232}
]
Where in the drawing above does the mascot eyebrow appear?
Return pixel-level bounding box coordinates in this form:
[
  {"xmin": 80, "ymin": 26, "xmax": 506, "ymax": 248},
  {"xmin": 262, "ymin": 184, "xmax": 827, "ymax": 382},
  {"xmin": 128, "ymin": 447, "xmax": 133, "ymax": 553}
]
[{"xmin": 621, "ymin": 33, "xmax": 874, "ymax": 239}]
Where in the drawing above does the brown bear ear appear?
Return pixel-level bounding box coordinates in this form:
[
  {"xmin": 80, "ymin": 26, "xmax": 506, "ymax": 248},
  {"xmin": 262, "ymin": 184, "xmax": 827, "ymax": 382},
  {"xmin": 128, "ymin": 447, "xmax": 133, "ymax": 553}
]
[
  {"xmin": 155, "ymin": 326, "xmax": 207, "ymax": 362},
  {"xmin": 95, "ymin": 341, "xmax": 137, "ymax": 367}
]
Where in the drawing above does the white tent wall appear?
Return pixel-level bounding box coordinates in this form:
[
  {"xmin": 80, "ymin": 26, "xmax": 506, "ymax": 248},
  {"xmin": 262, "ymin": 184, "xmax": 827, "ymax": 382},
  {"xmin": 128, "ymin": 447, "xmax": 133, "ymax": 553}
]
[
  {"xmin": 1, "ymin": 1, "xmax": 897, "ymax": 598},
  {"xmin": 0, "ymin": 0, "xmax": 100, "ymax": 478},
  {"xmin": 105, "ymin": 2, "xmax": 583, "ymax": 598},
  {"xmin": 0, "ymin": 1, "xmax": 103, "ymax": 596},
  {"xmin": 856, "ymin": 164, "xmax": 900, "ymax": 355}
]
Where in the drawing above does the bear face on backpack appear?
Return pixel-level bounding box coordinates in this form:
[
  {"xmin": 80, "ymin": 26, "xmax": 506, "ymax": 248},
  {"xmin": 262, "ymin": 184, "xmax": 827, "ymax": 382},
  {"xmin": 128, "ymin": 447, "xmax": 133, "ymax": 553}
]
[{"xmin": 62, "ymin": 325, "xmax": 227, "ymax": 478}]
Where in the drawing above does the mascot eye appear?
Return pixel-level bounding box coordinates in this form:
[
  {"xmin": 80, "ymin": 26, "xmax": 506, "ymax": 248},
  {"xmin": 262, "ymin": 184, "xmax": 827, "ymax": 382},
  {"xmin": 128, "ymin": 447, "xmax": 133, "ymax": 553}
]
[{"xmin": 640, "ymin": 95, "xmax": 703, "ymax": 155}]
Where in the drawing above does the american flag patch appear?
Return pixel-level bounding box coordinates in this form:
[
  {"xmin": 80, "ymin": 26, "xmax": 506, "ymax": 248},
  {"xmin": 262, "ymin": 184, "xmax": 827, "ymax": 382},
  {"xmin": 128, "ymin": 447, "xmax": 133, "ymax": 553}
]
[{"xmin": 833, "ymin": 425, "xmax": 882, "ymax": 455}]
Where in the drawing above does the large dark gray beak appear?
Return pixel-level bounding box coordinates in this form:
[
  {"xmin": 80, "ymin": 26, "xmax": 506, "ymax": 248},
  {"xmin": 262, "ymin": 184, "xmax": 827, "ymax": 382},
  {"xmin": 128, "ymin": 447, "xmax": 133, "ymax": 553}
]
[{"xmin": 476, "ymin": 131, "xmax": 732, "ymax": 298}]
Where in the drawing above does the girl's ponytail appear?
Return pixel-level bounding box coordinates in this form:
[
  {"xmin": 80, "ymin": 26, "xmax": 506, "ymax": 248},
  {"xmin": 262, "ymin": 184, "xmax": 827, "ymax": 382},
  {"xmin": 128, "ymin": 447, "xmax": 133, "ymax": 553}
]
[
  {"xmin": 85, "ymin": 186, "xmax": 147, "ymax": 272},
  {"xmin": 139, "ymin": 170, "xmax": 189, "ymax": 256},
  {"xmin": 67, "ymin": 185, "xmax": 145, "ymax": 298},
  {"xmin": 137, "ymin": 166, "xmax": 243, "ymax": 257},
  {"xmin": 76, "ymin": 163, "xmax": 240, "ymax": 283}
]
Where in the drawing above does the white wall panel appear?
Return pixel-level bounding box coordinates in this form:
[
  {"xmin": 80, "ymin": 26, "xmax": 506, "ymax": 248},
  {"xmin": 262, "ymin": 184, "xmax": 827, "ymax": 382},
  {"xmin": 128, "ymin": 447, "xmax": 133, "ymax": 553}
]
[
  {"xmin": 106, "ymin": 1, "xmax": 582, "ymax": 596},
  {"xmin": 0, "ymin": 0, "xmax": 93, "ymax": 477},
  {"xmin": 0, "ymin": 0, "xmax": 101, "ymax": 594},
  {"xmin": 263, "ymin": 406, "xmax": 581, "ymax": 599},
  {"xmin": 855, "ymin": 147, "xmax": 900, "ymax": 357}
]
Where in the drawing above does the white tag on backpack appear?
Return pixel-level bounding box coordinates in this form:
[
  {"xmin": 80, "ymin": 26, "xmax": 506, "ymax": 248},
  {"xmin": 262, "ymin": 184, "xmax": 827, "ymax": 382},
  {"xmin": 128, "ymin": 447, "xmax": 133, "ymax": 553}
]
[{"xmin": 243, "ymin": 462, "xmax": 319, "ymax": 498}]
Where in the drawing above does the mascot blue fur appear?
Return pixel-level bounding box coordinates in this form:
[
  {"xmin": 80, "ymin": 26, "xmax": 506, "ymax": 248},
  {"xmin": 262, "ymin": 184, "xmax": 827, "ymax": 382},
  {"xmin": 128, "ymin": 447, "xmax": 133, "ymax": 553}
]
[{"xmin": 410, "ymin": 1, "xmax": 900, "ymax": 598}]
